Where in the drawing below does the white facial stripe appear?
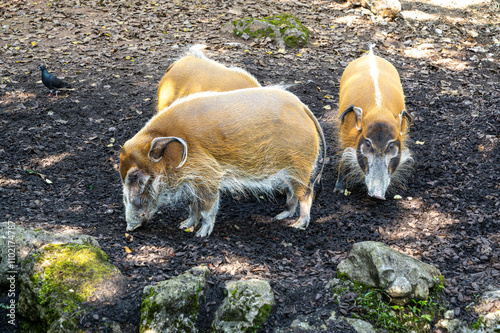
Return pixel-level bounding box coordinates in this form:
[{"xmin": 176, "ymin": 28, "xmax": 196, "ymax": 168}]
[{"xmin": 368, "ymin": 51, "xmax": 383, "ymax": 108}]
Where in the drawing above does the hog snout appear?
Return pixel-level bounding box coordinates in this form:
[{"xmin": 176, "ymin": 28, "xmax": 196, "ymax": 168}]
[
  {"xmin": 126, "ymin": 221, "xmax": 143, "ymax": 232},
  {"xmin": 365, "ymin": 158, "xmax": 390, "ymax": 200},
  {"xmin": 124, "ymin": 196, "xmax": 151, "ymax": 231},
  {"xmin": 125, "ymin": 207, "xmax": 148, "ymax": 231},
  {"xmin": 368, "ymin": 187, "xmax": 386, "ymax": 200}
]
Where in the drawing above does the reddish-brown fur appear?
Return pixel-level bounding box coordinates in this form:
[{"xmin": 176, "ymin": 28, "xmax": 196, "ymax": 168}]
[
  {"xmin": 338, "ymin": 53, "xmax": 408, "ymax": 149},
  {"xmin": 336, "ymin": 48, "xmax": 413, "ymax": 199},
  {"xmin": 121, "ymin": 87, "xmax": 326, "ymax": 236},
  {"xmin": 156, "ymin": 46, "xmax": 260, "ymax": 113}
]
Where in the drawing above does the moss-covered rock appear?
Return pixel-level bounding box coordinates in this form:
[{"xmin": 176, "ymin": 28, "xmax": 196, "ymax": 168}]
[
  {"xmin": 337, "ymin": 241, "xmax": 443, "ymax": 306},
  {"xmin": 18, "ymin": 242, "xmax": 125, "ymax": 333},
  {"xmin": 328, "ymin": 277, "xmax": 445, "ymax": 332},
  {"xmin": 221, "ymin": 14, "xmax": 309, "ymax": 48},
  {"xmin": 212, "ymin": 279, "xmax": 275, "ymax": 333},
  {"xmin": 140, "ymin": 265, "xmax": 211, "ymax": 333},
  {"xmin": 0, "ymin": 222, "xmax": 99, "ymax": 285}
]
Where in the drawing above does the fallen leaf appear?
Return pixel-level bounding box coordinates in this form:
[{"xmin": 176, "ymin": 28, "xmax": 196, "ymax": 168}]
[{"xmin": 124, "ymin": 246, "xmax": 132, "ymax": 254}]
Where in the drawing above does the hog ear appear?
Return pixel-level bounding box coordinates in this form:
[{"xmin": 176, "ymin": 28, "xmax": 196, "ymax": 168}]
[
  {"xmin": 399, "ymin": 110, "xmax": 413, "ymax": 135},
  {"xmin": 353, "ymin": 107, "xmax": 363, "ymax": 130},
  {"xmin": 148, "ymin": 137, "xmax": 188, "ymax": 168},
  {"xmin": 339, "ymin": 105, "xmax": 363, "ymax": 131}
]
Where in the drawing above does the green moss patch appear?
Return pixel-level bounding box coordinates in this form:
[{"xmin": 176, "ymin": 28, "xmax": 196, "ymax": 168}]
[
  {"xmin": 331, "ymin": 277, "xmax": 446, "ymax": 332},
  {"xmin": 140, "ymin": 287, "xmax": 159, "ymax": 333},
  {"xmin": 35, "ymin": 244, "xmax": 114, "ymax": 301},
  {"xmin": 24, "ymin": 243, "xmax": 122, "ymax": 331},
  {"xmin": 224, "ymin": 13, "xmax": 309, "ymax": 48}
]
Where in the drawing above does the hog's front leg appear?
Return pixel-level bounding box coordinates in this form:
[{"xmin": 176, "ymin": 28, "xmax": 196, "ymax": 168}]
[
  {"xmin": 196, "ymin": 193, "xmax": 220, "ymax": 237},
  {"xmin": 179, "ymin": 199, "xmax": 201, "ymax": 230}
]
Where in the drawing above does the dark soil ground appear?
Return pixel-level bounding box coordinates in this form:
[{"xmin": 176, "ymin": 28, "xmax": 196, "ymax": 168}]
[{"xmin": 1, "ymin": 0, "xmax": 499, "ymax": 332}]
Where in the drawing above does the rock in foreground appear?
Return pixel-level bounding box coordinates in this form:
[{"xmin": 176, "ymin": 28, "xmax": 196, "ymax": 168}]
[
  {"xmin": 213, "ymin": 279, "xmax": 275, "ymax": 333},
  {"xmin": 337, "ymin": 241, "xmax": 442, "ymax": 305},
  {"xmin": 18, "ymin": 242, "xmax": 125, "ymax": 332},
  {"xmin": 140, "ymin": 266, "xmax": 211, "ymax": 333}
]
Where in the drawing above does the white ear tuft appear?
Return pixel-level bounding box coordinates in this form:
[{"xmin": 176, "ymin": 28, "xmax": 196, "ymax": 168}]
[
  {"xmin": 148, "ymin": 137, "xmax": 188, "ymax": 168},
  {"xmin": 353, "ymin": 106, "xmax": 363, "ymax": 131}
]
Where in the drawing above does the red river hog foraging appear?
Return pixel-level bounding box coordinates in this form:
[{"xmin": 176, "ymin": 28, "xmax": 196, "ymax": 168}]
[
  {"xmin": 335, "ymin": 46, "xmax": 413, "ymax": 200},
  {"xmin": 120, "ymin": 87, "xmax": 326, "ymax": 237},
  {"xmin": 156, "ymin": 44, "xmax": 261, "ymax": 113}
]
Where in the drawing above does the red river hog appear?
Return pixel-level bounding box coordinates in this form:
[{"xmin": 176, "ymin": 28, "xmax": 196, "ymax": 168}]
[
  {"xmin": 120, "ymin": 87, "xmax": 326, "ymax": 237},
  {"xmin": 157, "ymin": 44, "xmax": 261, "ymax": 113},
  {"xmin": 336, "ymin": 45, "xmax": 413, "ymax": 200}
]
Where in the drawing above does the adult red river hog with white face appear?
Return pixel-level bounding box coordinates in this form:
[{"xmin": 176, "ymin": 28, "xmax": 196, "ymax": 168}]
[
  {"xmin": 335, "ymin": 46, "xmax": 413, "ymax": 200},
  {"xmin": 120, "ymin": 87, "xmax": 326, "ymax": 237},
  {"xmin": 156, "ymin": 44, "xmax": 261, "ymax": 113}
]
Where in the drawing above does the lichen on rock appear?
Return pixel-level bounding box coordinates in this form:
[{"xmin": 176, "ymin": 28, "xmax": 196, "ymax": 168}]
[
  {"xmin": 212, "ymin": 279, "xmax": 275, "ymax": 333},
  {"xmin": 140, "ymin": 265, "xmax": 211, "ymax": 333}
]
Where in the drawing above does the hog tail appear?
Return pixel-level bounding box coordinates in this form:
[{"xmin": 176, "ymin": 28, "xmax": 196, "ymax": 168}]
[
  {"xmin": 368, "ymin": 43, "xmax": 376, "ymax": 55},
  {"xmin": 188, "ymin": 44, "xmax": 208, "ymax": 60}
]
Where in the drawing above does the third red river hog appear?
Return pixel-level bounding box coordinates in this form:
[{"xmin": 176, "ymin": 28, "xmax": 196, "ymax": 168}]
[
  {"xmin": 335, "ymin": 45, "xmax": 414, "ymax": 200},
  {"xmin": 156, "ymin": 44, "xmax": 261, "ymax": 113},
  {"xmin": 120, "ymin": 87, "xmax": 326, "ymax": 237}
]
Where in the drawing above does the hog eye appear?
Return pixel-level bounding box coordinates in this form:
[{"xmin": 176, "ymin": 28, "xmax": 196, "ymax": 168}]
[{"xmin": 128, "ymin": 173, "xmax": 138, "ymax": 184}]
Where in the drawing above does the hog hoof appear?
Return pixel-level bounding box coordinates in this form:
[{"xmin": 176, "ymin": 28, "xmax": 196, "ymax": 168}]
[
  {"xmin": 291, "ymin": 217, "xmax": 310, "ymax": 230},
  {"xmin": 195, "ymin": 224, "xmax": 213, "ymax": 238},
  {"xmin": 179, "ymin": 218, "xmax": 199, "ymax": 230},
  {"xmin": 275, "ymin": 210, "xmax": 294, "ymax": 220}
]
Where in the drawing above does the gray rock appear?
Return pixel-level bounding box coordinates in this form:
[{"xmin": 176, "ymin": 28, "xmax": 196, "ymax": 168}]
[
  {"xmin": 0, "ymin": 222, "xmax": 99, "ymax": 285},
  {"xmin": 274, "ymin": 309, "xmax": 333, "ymax": 332},
  {"xmin": 350, "ymin": 0, "xmax": 401, "ymax": 19},
  {"xmin": 213, "ymin": 279, "xmax": 275, "ymax": 333},
  {"xmin": 474, "ymin": 289, "xmax": 500, "ymax": 332},
  {"xmin": 18, "ymin": 241, "xmax": 125, "ymax": 333},
  {"xmin": 342, "ymin": 317, "xmax": 377, "ymax": 333},
  {"xmin": 140, "ymin": 265, "xmax": 211, "ymax": 333},
  {"xmin": 337, "ymin": 241, "xmax": 442, "ymax": 305}
]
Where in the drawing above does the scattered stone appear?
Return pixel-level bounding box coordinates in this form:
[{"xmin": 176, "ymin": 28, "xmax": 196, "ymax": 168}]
[
  {"xmin": 350, "ymin": 0, "xmax": 401, "ymax": 19},
  {"xmin": 140, "ymin": 266, "xmax": 210, "ymax": 333},
  {"xmin": 337, "ymin": 241, "xmax": 443, "ymax": 305},
  {"xmin": 342, "ymin": 317, "xmax": 377, "ymax": 333},
  {"xmin": 467, "ymin": 29, "xmax": 479, "ymax": 38},
  {"xmin": 435, "ymin": 315, "xmax": 467, "ymax": 333},
  {"xmin": 474, "ymin": 289, "xmax": 500, "ymax": 331},
  {"xmin": 213, "ymin": 279, "xmax": 275, "ymax": 332}
]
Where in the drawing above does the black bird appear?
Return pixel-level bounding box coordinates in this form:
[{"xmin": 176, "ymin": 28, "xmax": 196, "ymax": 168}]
[{"xmin": 39, "ymin": 65, "xmax": 72, "ymax": 97}]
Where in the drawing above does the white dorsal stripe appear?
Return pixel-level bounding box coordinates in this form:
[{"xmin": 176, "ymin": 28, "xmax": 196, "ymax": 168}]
[{"xmin": 368, "ymin": 45, "xmax": 383, "ymax": 108}]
